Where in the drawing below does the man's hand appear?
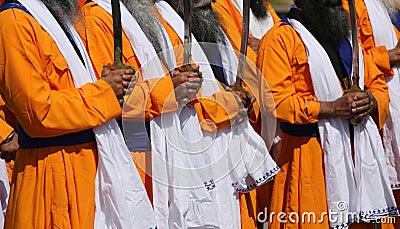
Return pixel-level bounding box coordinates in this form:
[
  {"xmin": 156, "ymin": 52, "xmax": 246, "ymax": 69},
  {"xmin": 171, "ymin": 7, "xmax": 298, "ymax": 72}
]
[
  {"xmin": 101, "ymin": 68, "xmax": 136, "ymax": 99},
  {"xmin": 388, "ymin": 39, "xmax": 400, "ymax": 67},
  {"xmin": 171, "ymin": 66, "xmax": 203, "ymax": 105},
  {"xmin": 248, "ymin": 35, "xmax": 261, "ymax": 53},
  {"xmin": 227, "ymin": 86, "xmax": 256, "ymax": 115},
  {"xmin": 0, "ymin": 132, "xmax": 18, "ymax": 162},
  {"xmin": 319, "ymin": 91, "xmax": 377, "ymax": 120}
]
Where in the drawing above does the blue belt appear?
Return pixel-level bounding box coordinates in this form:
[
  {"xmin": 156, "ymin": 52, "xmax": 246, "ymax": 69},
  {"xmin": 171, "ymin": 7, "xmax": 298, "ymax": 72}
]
[
  {"xmin": 17, "ymin": 123, "xmax": 96, "ymax": 149},
  {"xmin": 280, "ymin": 122, "xmax": 319, "ymax": 137}
]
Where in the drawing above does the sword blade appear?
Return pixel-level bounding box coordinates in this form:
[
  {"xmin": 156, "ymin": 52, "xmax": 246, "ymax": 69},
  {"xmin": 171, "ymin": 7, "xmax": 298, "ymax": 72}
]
[
  {"xmin": 234, "ymin": 0, "xmax": 250, "ymax": 89},
  {"xmin": 348, "ymin": 0, "xmax": 360, "ymax": 87},
  {"xmin": 183, "ymin": 0, "xmax": 193, "ymax": 65},
  {"xmin": 111, "ymin": 0, "xmax": 123, "ymax": 67}
]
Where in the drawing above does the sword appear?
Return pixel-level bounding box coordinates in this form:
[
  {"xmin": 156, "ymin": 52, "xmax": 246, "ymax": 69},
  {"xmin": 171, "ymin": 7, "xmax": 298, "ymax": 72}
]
[
  {"xmin": 233, "ymin": 0, "xmax": 250, "ymax": 92},
  {"xmin": 104, "ymin": 0, "xmax": 136, "ymax": 106},
  {"xmin": 232, "ymin": 0, "xmax": 253, "ymax": 111},
  {"xmin": 347, "ymin": 0, "xmax": 364, "ymax": 125},
  {"xmin": 179, "ymin": 0, "xmax": 199, "ymax": 106}
]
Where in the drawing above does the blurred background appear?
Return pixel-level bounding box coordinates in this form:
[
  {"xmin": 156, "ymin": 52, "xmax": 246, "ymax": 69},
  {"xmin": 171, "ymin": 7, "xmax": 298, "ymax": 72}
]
[{"xmin": 270, "ymin": 0, "xmax": 291, "ymax": 17}]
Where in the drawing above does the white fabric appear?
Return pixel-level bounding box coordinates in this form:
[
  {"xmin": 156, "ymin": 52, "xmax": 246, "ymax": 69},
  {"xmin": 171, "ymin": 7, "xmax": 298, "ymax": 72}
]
[
  {"xmin": 231, "ymin": 0, "xmax": 274, "ymax": 40},
  {"xmin": 17, "ymin": 0, "xmax": 156, "ymax": 228},
  {"xmin": 364, "ymin": 0, "xmax": 400, "ymax": 190},
  {"xmin": 289, "ymin": 18, "xmax": 398, "ymax": 228},
  {"xmin": 153, "ymin": 1, "xmax": 279, "ymax": 228},
  {"xmin": 0, "ymin": 159, "xmax": 9, "ymax": 228}
]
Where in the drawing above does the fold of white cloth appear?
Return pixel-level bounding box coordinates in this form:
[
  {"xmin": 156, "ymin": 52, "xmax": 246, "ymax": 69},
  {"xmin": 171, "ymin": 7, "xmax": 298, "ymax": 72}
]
[{"xmin": 364, "ymin": 0, "xmax": 400, "ymax": 190}]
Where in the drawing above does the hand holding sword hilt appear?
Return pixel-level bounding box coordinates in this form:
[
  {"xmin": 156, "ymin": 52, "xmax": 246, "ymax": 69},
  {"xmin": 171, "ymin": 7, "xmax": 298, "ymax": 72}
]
[
  {"xmin": 103, "ymin": 48, "xmax": 137, "ymax": 107},
  {"xmin": 175, "ymin": 64, "xmax": 203, "ymax": 107}
]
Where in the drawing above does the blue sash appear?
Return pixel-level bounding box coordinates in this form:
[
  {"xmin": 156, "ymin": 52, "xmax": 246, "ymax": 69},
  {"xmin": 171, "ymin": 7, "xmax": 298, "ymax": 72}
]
[{"xmin": 392, "ymin": 9, "xmax": 400, "ymax": 32}]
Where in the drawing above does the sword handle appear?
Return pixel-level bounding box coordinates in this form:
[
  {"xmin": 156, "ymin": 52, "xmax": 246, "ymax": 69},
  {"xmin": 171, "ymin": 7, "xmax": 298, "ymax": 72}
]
[
  {"xmin": 344, "ymin": 73, "xmax": 364, "ymax": 126},
  {"xmin": 177, "ymin": 64, "xmax": 201, "ymax": 107},
  {"xmin": 103, "ymin": 63, "xmax": 137, "ymax": 107}
]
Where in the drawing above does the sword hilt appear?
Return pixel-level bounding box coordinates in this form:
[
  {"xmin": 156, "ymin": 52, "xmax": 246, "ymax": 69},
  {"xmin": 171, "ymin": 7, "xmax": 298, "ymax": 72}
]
[
  {"xmin": 103, "ymin": 58, "xmax": 137, "ymax": 107},
  {"xmin": 177, "ymin": 64, "xmax": 201, "ymax": 107},
  {"xmin": 344, "ymin": 73, "xmax": 365, "ymax": 126}
]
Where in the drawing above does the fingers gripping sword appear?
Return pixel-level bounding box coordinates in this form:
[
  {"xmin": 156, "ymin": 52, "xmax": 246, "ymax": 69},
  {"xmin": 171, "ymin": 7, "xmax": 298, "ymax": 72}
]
[
  {"xmin": 347, "ymin": 0, "xmax": 366, "ymax": 125},
  {"xmin": 104, "ymin": 0, "xmax": 136, "ymax": 106}
]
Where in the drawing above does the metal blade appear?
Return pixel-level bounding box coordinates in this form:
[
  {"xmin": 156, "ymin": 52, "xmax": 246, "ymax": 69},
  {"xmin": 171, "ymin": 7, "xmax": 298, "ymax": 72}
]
[
  {"xmin": 234, "ymin": 0, "xmax": 250, "ymax": 89},
  {"xmin": 348, "ymin": 0, "xmax": 360, "ymax": 87},
  {"xmin": 111, "ymin": 0, "xmax": 123, "ymax": 66},
  {"xmin": 183, "ymin": 0, "xmax": 193, "ymax": 65}
]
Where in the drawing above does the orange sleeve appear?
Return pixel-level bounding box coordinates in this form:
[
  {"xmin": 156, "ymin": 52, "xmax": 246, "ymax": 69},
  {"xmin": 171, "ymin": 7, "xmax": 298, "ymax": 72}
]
[
  {"xmin": 194, "ymin": 90, "xmax": 240, "ymax": 132},
  {"xmin": 0, "ymin": 96, "xmax": 14, "ymax": 142},
  {"xmin": 123, "ymin": 76, "xmax": 178, "ymax": 121},
  {"xmin": 78, "ymin": 2, "xmax": 178, "ymax": 120},
  {"xmin": 363, "ymin": 50, "xmax": 390, "ymax": 129},
  {"xmin": 367, "ymin": 46, "xmax": 393, "ymax": 76},
  {"xmin": 256, "ymin": 23, "xmax": 320, "ymax": 124},
  {"xmin": 0, "ymin": 10, "xmax": 121, "ymax": 137}
]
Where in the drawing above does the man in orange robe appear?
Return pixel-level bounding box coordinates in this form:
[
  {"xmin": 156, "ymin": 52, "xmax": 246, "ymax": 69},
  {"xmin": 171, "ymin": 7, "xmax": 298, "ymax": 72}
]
[
  {"xmin": 78, "ymin": 0, "xmax": 242, "ymax": 204},
  {"xmin": 341, "ymin": 0, "xmax": 400, "ymax": 228},
  {"xmin": 212, "ymin": 1, "xmax": 281, "ymax": 227},
  {"xmin": 257, "ymin": 0, "xmax": 392, "ymax": 228},
  {"xmin": 0, "ymin": 0, "xmax": 136, "ymax": 227}
]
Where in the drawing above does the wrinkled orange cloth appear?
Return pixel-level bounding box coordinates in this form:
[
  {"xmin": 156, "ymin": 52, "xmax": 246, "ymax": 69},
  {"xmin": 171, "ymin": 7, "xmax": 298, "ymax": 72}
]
[
  {"xmin": 0, "ymin": 97, "xmax": 14, "ymax": 143},
  {"xmin": 256, "ymin": 20, "xmax": 389, "ymax": 228},
  {"xmin": 212, "ymin": 1, "xmax": 280, "ymax": 228},
  {"xmin": 343, "ymin": 0, "xmax": 400, "ymax": 77},
  {"xmin": 0, "ymin": 7, "xmax": 122, "ymax": 229}
]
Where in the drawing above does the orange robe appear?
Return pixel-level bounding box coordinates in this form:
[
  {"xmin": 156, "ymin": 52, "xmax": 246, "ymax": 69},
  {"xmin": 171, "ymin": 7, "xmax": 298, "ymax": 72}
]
[
  {"xmin": 0, "ymin": 96, "xmax": 17, "ymax": 181},
  {"xmin": 78, "ymin": 1, "xmax": 240, "ymax": 203},
  {"xmin": 256, "ymin": 20, "xmax": 389, "ymax": 229},
  {"xmin": 212, "ymin": 1, "xmax": 280, "ymax": 228},
  {"xmin": 342, "ymin": 1, "xmax": 400, "ymax": 228},
  {"xmin": 0, "ymin": 7, "xmax": 122, "ymax": 229}
]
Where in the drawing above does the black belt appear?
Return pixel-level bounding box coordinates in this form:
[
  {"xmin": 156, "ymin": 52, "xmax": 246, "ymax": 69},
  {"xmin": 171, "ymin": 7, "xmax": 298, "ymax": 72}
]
[
  {"xmin": 17, "ymin": 123, "xmax": 95, "ymax": 149},
  {"xmin": 280, "ymin": 122, "xmax": 319, "ymax": 137}
]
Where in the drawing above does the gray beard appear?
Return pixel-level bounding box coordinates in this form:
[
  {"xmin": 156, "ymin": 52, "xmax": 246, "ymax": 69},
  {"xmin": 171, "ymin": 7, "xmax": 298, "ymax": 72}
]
[
  {"xmin": 382, "ymin": 0, "xmax": 400, "ymax": 18},
  {"xmin": 122, "ymin": 0, "xmax": 168, "ymax": 67},
  {"xmin": 176, "ymin": 0, "xmax": 226, "ymax": 44},
  {"xmin": 41, "ymin": 0, "xmax": 79, "ymax": 26}
]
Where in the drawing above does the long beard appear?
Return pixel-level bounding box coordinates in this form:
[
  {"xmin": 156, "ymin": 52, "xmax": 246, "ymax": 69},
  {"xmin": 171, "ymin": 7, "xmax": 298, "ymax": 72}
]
[
  {"xmin": 303, "ymin": 0, "xmax": 349, "ymax": 42},
  {"xmin": 382, "ymin": 0, "xmax": 400, "ymax": 18},
  {"xmin": 122, "ymin": 0, "xmax": 168, "ymax": 67},
  {"xmin": 250, "ymin": 0, "xmax": 268, "ymax": 19},
  {"xmin": 176, "ymin": 0, "xmax": 226, "ymax": 44},
  {"xmin": 41, "ymin": 0, "xmax": 79, "ymax": 26}
]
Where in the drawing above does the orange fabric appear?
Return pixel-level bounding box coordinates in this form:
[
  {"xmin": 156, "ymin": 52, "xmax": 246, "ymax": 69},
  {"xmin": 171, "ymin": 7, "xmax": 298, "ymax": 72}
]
[
  {"xmin": 343, "ymin": 0, "xmax": 400, "ymax": 77},
  {"xmin": 0, "ymin": 7, "xmax": 122, "ymax": 228},
  {"xmin": 256, "ymin": 20, "xmax": 389, "ymax": 228},
  {"xmin": 212, "ymin": 2, "xmax": 280, "ymax": 227},
  {"xmin": 156, "ymin": 8, "xmax": 241, "ymax": 131},
  {"xmin": 0, "ymin": 97, "xmax": 13, "ymax": 142}
]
